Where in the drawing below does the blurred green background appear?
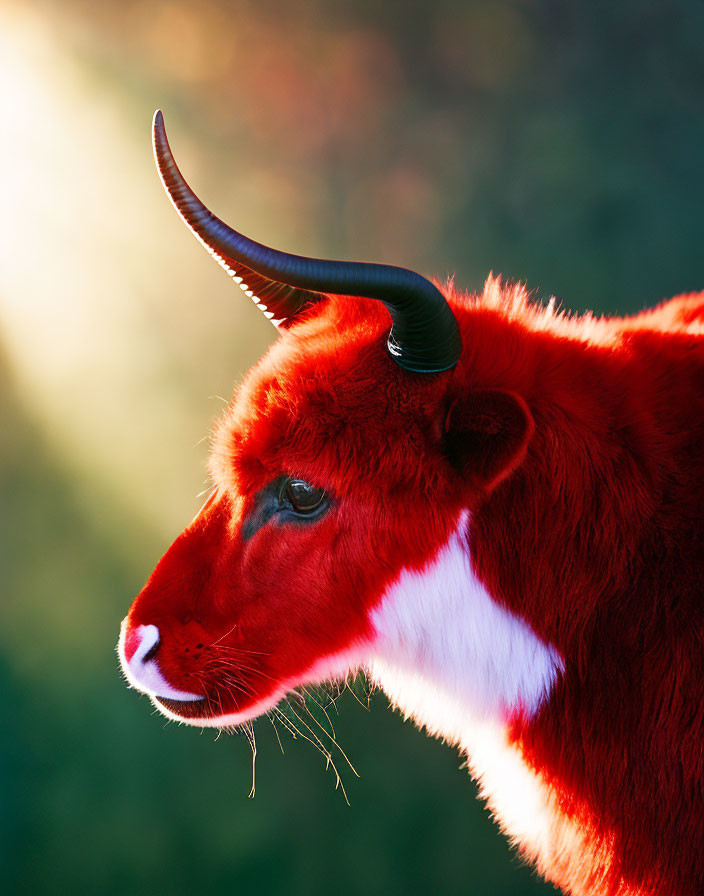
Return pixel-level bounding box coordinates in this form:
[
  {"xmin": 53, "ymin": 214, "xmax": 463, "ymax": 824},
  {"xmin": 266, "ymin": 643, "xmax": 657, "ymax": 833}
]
[{"xmin": 1, "ymin": 1, "xmax": 702, "ymax": 893}]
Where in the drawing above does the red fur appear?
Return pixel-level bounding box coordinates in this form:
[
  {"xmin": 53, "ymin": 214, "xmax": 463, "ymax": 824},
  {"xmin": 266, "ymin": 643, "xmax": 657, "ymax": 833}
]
[{"xmin": 123, "ymin": 276, "xmax": 704, "ymax": 896}]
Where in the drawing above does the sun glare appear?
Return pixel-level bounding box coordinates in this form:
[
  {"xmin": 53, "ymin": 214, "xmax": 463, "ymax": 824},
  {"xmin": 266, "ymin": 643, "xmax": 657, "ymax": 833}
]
[{"xmin": 0, "ymin": 5, "xmax": 271, "ymax": 536}]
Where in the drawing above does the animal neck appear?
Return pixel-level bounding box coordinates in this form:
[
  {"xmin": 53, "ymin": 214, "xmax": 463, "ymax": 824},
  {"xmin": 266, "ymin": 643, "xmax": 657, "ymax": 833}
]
[
  {"xmin": 365, "ymin": 515, "xmax": 609, "ymax": 893},
  {"xmin": 367, "ymin": 512, "xmax": 563, "ymax": 743}
]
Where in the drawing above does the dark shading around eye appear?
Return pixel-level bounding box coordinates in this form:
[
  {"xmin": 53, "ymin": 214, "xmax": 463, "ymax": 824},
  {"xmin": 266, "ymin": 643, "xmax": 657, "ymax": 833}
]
[{"xmin": 241, "ymin": 475, "xmax": 330, "ymax": 540}]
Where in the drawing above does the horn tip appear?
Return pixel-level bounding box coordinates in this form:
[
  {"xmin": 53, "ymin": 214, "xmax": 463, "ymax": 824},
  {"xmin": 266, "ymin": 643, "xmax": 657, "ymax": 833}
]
[{"xmin": 153, "ymin": 109, "xmax": 165, "ymax": 140}]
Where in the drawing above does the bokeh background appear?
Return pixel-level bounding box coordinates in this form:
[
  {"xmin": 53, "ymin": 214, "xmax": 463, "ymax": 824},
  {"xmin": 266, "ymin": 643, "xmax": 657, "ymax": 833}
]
[{"xmin": 1, "ymin": 1, "xmax": 702, "ymax": 893}]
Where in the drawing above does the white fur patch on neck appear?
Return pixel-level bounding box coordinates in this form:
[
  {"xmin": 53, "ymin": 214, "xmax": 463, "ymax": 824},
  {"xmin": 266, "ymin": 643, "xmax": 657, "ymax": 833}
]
[
  {"xmin": 367, "ymin": 514, "xmax": 565, "ymax": 862},
  {"xmin": 369, "ymin": 512, "xmax": 563, "ymax": 733}
]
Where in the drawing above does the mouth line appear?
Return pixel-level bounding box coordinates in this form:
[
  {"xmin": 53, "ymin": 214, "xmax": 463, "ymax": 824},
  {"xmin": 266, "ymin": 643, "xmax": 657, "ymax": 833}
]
[
  {"xmin": 154, "ymin": 696, "xmax": 211, "ymax": 719},
  {"xmin": 152, "ymin": 687, "xmax": 284, "ymax": 729}
]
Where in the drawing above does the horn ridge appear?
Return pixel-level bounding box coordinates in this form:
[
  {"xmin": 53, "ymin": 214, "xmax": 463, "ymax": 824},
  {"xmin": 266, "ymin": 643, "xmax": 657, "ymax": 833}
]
[{"xmin": 153, "ymin": 110, "xmax": 462, "ymax": 372}]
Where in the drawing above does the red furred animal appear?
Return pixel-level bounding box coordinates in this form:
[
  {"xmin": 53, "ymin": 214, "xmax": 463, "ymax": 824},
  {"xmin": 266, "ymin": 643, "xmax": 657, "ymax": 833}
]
[{"xmin": 118, "ymin": 111, "xmax": 704, "ymax": 896}]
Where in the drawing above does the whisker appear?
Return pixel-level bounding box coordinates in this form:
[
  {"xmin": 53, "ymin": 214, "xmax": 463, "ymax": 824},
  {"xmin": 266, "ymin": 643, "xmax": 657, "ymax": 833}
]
[
  {"xmin": 345, "ymin": 673, "xmax": 372, "ymax": 712},
  {"xmin": 202, "ymin": 658, "xmax": 256, "ymax": 678},
  {"xmin": 240, "ymin": 720, "xmax": 257, "ymax": 798},
  {"xmin": 295, "ymin": 691, "xmax": 359, "ymax": 779},
  {"xmin": 209, "ymin": 653, "xmax": 272, "ymax": 669},
  {"xmin": 272, "ymin": 706, "xmax": 300, "ymax": 740},
  {"xmin": 300, "ymin": 686, "xmax": 337, "ymax": 738},
  {"xmin": 217, "ymin": 672, "xmax": 255, "ymax": 699},
  {"xmin": 267, "ymin": 711, "xmax": 286, "ymax": 755},
  {"xmin": 209, "ymin": 623, "xmax": 240, "ymax": 647},
  {"xmin": 277, "ymin": 704, "xmax": 330, "ymax": 761},
  {"xmin": 284, "ymin": 700, "xmax": 351, "ymax": 805},
  {"xmin": 208, "ymin": 645, "xmax": 271, "ymax": 657}
]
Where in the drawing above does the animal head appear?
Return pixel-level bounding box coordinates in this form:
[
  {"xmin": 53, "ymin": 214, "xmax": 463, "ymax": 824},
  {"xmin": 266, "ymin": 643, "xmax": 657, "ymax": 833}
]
[
  {"xmin": 118, "ymin": 112, "xmax": 541, "ymax": 726},
  {"xmin": 119, "ymin": 113, "xmax": 704, "ymax": 896}
]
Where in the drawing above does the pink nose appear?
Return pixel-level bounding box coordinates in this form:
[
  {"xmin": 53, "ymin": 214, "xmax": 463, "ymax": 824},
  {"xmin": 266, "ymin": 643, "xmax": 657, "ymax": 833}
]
[
  {"xmin": 119, "ymin": 622, "xmax": 202, "ymax": 702},
  {"xmin": 123, "ymin": 622, "xmax": 160, "ymax": 664}
]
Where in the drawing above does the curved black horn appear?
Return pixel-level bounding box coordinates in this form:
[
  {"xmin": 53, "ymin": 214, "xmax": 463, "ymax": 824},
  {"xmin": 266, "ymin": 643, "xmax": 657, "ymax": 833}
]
[{"xmin": 153, "ymin": 110, "xmax": 462, "ymax": 373}]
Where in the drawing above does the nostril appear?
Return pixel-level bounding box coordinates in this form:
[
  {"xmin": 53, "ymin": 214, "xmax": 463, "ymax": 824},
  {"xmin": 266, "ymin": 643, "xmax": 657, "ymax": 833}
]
[
  {"xmin": 143, "ymin": 638, "xmax": 159, "ymax": 663},
  {"xmin": 135, "ymin": 624, "xmax": 160, "ymax": 665}
]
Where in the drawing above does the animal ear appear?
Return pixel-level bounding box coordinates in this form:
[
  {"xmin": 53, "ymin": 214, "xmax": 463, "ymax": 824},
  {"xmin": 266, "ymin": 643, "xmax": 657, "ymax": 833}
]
[{"xmin": 443, "ymin": 390, "xmax": 535, "ymax": 491}]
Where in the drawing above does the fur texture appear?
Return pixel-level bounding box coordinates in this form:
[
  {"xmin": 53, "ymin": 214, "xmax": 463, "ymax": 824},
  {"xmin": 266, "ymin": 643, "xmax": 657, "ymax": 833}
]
[
  {"xmin": 119, "ymin": 277, "xmax": 704, "ymax": 896},
  {"xmin": 370, "ymin": 511, "xmax": 564, "ymax": 722}
]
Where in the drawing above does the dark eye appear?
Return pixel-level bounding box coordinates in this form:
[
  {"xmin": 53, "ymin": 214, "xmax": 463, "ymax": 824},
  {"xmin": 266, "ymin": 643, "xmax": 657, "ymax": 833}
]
[{"xmin": 282, "ymin": 478, "xmax": 327, "ymax": 515}]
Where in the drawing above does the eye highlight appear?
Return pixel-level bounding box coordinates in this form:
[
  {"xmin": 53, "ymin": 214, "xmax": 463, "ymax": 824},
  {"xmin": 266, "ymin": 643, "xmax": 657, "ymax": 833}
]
[{"xmin": 280, "ymin": 477, "xmax": 327, "ymax": 515}]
